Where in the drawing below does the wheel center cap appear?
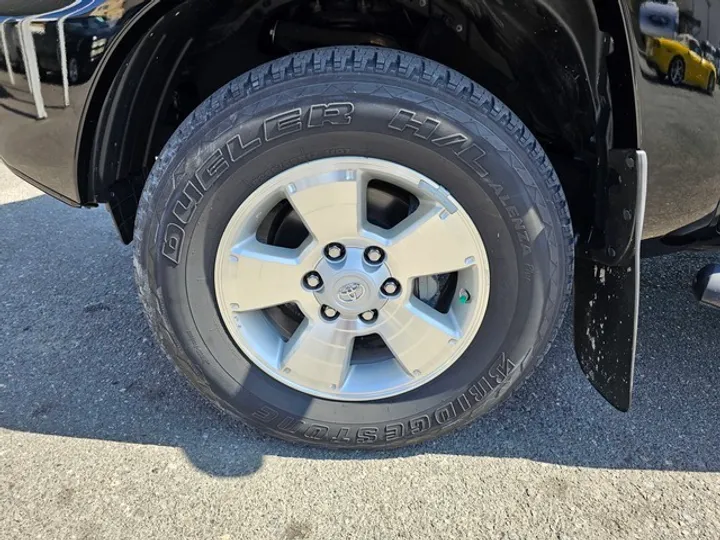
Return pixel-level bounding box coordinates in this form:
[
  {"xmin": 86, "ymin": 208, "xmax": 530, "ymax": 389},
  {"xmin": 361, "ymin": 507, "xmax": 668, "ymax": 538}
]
[
  {"xmin": 313, "ymin": 248, "xmax": 391, "ymax": 318},
  {"xmin": 337, "ymin": 281, "xmax": 366, "ymax": 304}
]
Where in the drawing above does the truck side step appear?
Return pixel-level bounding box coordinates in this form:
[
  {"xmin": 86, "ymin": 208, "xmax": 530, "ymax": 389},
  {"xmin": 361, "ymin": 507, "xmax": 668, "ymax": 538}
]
[{"xmin": 693, "ymin": 264, "xmax": 720, "ymax": 310}]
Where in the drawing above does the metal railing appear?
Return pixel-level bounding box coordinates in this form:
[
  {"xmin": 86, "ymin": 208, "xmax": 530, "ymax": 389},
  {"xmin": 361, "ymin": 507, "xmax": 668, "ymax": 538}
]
[{"xmin": 0, "ymin": 1, "xmax": 108, "ymax": 119}]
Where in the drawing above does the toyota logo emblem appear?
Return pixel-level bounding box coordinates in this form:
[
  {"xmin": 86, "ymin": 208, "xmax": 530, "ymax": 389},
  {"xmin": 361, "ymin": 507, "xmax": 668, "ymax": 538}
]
[{"xmin": 337, "ymin": 282, "xmax": 365, "ymax": 303}]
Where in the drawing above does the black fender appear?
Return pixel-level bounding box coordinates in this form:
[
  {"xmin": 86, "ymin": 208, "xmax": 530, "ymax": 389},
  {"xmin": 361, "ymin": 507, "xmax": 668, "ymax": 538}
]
[
  {"xmin": 1, "ymin": 0, "xmax": 648, "ymax": 410},
  {"xmin": 82, "ymin": 0, "xmax": 609, "ymax": 233}
]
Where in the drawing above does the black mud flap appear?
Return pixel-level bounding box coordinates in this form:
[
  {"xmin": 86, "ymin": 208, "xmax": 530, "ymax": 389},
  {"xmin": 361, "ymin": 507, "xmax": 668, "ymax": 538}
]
[{"xmin": 574, "ymin": 150, "xmax": 647, "ymax": 411}]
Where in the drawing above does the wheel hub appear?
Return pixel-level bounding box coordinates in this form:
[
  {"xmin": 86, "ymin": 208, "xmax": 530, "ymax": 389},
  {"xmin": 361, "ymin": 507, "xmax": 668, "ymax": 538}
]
[
  {"xmin": 312, "ymin": 247, "xmax": 391, "ymax": 319},
  {"xmin": 214, "ymin": 157, "xmax": 490, "ymax": 401}
]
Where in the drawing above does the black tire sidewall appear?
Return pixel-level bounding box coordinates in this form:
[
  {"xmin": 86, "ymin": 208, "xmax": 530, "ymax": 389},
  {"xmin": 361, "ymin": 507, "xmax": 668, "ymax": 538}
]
[
  {"xmin": 138, "ymin": 55, "xmax": 571, "ymax": 447},
  {"xmin": 68, "ymin": 57, "xmax": 79, "ymax": 84}
]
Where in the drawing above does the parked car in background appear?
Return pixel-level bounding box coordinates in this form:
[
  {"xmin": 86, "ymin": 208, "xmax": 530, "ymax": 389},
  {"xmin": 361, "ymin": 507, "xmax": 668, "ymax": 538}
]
[
  {"xmin": 701, "ymin": 40, "xmax": 717, "ymax": 71},
  {"xmin": 0, "ymin": 17, "xmax": 115, "ymax": 85},
  {"xmin": 34, "ymin": 17, "xmax": 116, "ymax": 84},
  {"xmin": 646, "ymin": 33, "xmax": 717, "ymax": 94}
]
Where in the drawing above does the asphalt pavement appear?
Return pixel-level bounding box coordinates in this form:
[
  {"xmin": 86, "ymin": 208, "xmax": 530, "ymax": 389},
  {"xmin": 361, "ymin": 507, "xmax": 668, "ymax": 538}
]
[{"xmin": 1, "ymin": 162, "xmax": 719, "ymax": 539}]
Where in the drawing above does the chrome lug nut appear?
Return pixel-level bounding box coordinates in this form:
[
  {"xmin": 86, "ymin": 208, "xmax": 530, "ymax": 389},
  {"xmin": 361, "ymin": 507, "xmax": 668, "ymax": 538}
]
[
  {"xmin": 364, "ymin": 246, "xmax": 385, "ymax": 264},
  {"xmin": 324, "ymin": 243, "xmax": 346, "ymax": 261},
  {"xmin": 303, "ymin": 272, "xmax": 323, "ymax": 290},
  {"xmin": 381, "ymin": 278, "xmax": 401, "ymax": 297},
  {"xmin": 359, "ymin": 310, "xmax": 378, "ymax": 323},
  {"xmin": 321, "ymin": 305, "xmax": 339, "ymax": 321}
]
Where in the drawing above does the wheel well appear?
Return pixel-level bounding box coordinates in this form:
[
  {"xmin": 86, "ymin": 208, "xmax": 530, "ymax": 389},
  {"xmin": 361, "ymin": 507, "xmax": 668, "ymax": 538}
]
[{"xmin": 78, "ymin": 0, "xmax": 622, "ymax": 243}]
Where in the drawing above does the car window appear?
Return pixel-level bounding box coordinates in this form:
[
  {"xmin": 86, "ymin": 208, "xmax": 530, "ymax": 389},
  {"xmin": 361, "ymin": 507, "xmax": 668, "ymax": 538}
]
[
  {"xmin": 648, "ymin": 14, "xmax": 671, "ymax": 26},
  {"xmin": 690, "ymin": 40, "xmax": 702, "ymax": 55},
  {"xmin": 65, "ymin": 17, "xmax": 108, "ymax": 31},
  {"xmin": 85, "ymin": 17, "xmax": 109, "ymax": 30}
]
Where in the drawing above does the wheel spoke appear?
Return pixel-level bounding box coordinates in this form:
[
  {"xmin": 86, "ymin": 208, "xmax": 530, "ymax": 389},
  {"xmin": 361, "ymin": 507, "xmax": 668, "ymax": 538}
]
[
  {"xmin": 379, "ymin": 299, "xmax": 460, "ymax": 376},
  {"xmin": 286, "ymin": 169, "xmax": 366, "ymax": 244},
  {"xmin": 281, "ymin": 319, "xmax": 355, "ymax": 391},
  {"xmin": 386, "ymin": 203, "xmax": 480, "ymax": 281},
  {"xmin": 215, "ymin": 157, "xmax": 492, "ymax": 401},
  {"xmin": 223, "ymin": 238, "xmax": 310, "ymax": 312}
]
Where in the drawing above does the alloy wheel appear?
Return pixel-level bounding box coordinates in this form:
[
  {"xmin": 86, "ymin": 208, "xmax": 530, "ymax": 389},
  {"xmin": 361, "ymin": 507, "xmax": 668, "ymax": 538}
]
[
  {"xmin": 670, "ymin": 59, "xmax": 683, "ymax": 85},
  {"xmin": 214, "ymin": 157, "xmax": 490, "ymax": 401}
]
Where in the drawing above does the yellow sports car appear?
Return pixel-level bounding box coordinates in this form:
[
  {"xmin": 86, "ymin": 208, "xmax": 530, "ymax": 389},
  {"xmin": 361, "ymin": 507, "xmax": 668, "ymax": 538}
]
[{"xmin": 646, "ymin": 34, "xmax": 717, "ymax": 94}]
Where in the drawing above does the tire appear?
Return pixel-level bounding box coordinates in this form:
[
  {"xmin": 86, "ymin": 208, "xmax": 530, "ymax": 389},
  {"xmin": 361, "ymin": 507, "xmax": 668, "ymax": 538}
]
[
  {"xmin": 134, "ymin": 46, "xmax": 574, "ymax": 449},
  {"xmin": 707, "ymin": 72, "xmax": 715, "ymax": 95},
  {"xmin": 13, "ymin": 49, "xmax": 24, "ymax": 73},
  {"xmin": 668, "ymin": 56, "xmax": 685, "ymax": 86},
  {"xmin": 67, "ymin": 57, "xmax": 80, "ymax": 85}
]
